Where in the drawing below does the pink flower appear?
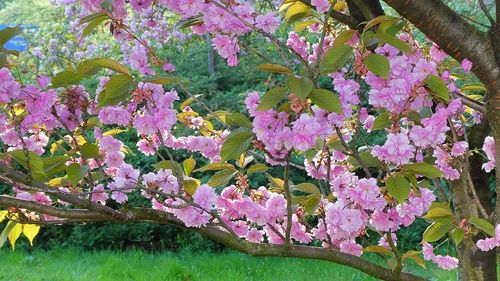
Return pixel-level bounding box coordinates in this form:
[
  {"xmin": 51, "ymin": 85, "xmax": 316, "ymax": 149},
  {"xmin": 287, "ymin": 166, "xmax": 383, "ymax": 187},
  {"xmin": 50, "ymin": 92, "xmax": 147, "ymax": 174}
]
[
  {"xmin": 129, "ymin": 0, "xmax": 153, "ymax": 11},
  {"xmin": 433, "ymin": 255, "xmax": 459, "ymax": 270},
  {"xmin": 422, "ymin": 242, "xmax": 458, "ymax": 270},
  {"xmin": 461, "ymin": 58, "xmax": 473, "ymax": 73},
  {"xmin": 246, "ymin": 228, "xmax": 264, "ymax": 243},
  {"xmin": 133, "ymin": 114, "xmax": 157, "ymax": 136},
  {"xmin": 255, "ymin": 12, "xmax": 280, "ymax": 33},
  {"xmin": 129, "ymin": 46, "xmax": 155, "ymax": 76},
  {"xmin": 172, "ymin": 204, "xmax": 211, "ymax": 227},
  {"xmin": 339, "ymin": 241, "xmax": 363, "ymax": 256},
  {"xmin": 99, "ymin": 136, "xmax": 123, "ymax": 153},
  {"xmin": 91, "ymin": 184, "xmax": 108, "ymax": 204},
  {"xmin": 162, "ymin": 63, "xmax": 176, "ymax": 72},
  {"xmin": 111, "ymin": 191, "xmax": 128, "ymax": 204},
  {"xmin": 482, "ymin": 136, "xmax": 495, "ymax": 172},
  {"xmin": 105, "ymin": 151, "xmax": 125, "ymax": 168},
  {"xmin": 36, "ymin": 75, "xmax": 51, "ymax": 88},
  {"xmin": 422, "ymin": 242, "xmax": 435, "ymax": 260},
  {"xmin": 311, "ymin": 0, "xmax": 331, "ymax": 13},
  {"xmin": 451, "ymin": 141, "xmax": 468, "ymax": 157},
  {"xmin": 265, "ymin": 194, "xmax": 287, "ymax": 220},
  {"xmin": 372, "ymin": 133, "xmax": 415, "ymax": 165},
  {"xmin": 477, "ymin": 238, "xmax": 496, "ymax": 251},
  {"xmin": 193, "ymin": 184, "xmax": 217, "ymax": 210},
  {"xmin": 212, "ymin": 35, "xmax": 239, "ymax": 66},
  {"xmin": 98, "ymin": 106, "xmax": 131, "ymax": 126}
]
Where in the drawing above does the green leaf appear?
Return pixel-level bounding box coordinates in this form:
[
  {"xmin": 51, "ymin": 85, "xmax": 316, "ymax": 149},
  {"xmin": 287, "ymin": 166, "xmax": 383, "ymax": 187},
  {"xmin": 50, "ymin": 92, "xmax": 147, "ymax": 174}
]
[
  {"xmin": 183, "ymin": 178, "xmax": 200, "ymax": 195},
  {"xmin": 0, "ymin": 53, "xmax": 7, "ymax": 68},
  {"xmin": 293, "ymin": 183, "xmax": 320, "ymax": 195},
  {"xmin": 183, "ymin": 157, "xmax": 196, "ymax": 176},
  {"xmin": 220, "ymin": 129, "xmax": 253, "ymax": 161},
  {"xmin": 422, "ymin": 204, "xmax": 454, "ymax": 222},
  {"xmin": 364, "ymin": 54, "xmax": 389, "ymax": 79},
  {"xmin": 294, "ymin": 19, "xmax": 317, "ymax": 33},
  {"xmin": 0, "ymin": 211, "xmax": 7, "ymax": 224},
  {"xmin": 469, "ymin": 217, "xmax": 495, "ymax": 236},
  {"xmin": 461, "ymin": 83, "xmax": 487, "ymax": 92},
  {"xmin": 319, "ymin": 45, "xmax": 354, "ymax": 74},
  {"xmin": 423, "ymin": 74, "xmax": 450, "ymax": 103},
  {"xmin": 373, "ymin": 33, "xmax": 412, "ymax": 53},
  {"xmin": 98, "ymin": 75, "xmax": 135, "ymax": 108},
  {"xmin": 82, "ymin": 14, "xmax": 109, "ymax": 38},
  {"xmin": 333, "ymin": 30, "xmax": 356, "ymax": 47},
  {"xmin": 78, "ymin": 58, "xmax": 130, "ymax": 76},
  {"xmin": 267, "ymin": 174, "xmax": 285, "ymax": 190},
  {"xmin": 194, "ymin": 162, "xmax": 235, "ymax": 172},
  {"xmin": 225, "ymin": 113, "xmax": 252, "ymax": 128},
  {"xmin": 208, "ymin": 169, "xmax": 238, "ymax": 187},
  {"xmin": 247, "ymin": 164, "xmax": 269, "ymax": 175},
  {"xmin": 347, "ymin": 150, "xmax": 383, "ymax": 168},
  {"xmin": 288, "ymin": 76, "xmax": 313, "ymax": 100},
  {"xmin": 308, "ymin": 89, "xmax": 342, "ymax": 114},
  {"xmin": 284, "ymin": 2, "xmax": 312, "ymax": 26},
  {"xmin": 152, "ymin": 160, "xmax": 184, "ymax": 175},
  {"xmin": 257, "ymin": 87, "xmax": 288, "ymax": 111},
  {"xmin": 81, "ymin": 143, "xmax": 100, "ymax": 159},
  {"xmin": 43, "ymin": 156, "xmax": 70, "ymax": 178},
  {"xmin": 0, "ymin": 25, "xmax": 21, "ymax": 46},
  {"xmin": 66, "ymin": 163, "xmax": 89, "ymax": 187},
  {"xmin": 364, "ymin": 245, "xmax": 393, "ymax": 255},
  {"xmin": 451, "ymin": 228, "xmax": 465, "ymax": 245},
  {"xmin": 372, "ymin": 111, "xmax": 391, "ymax": 130},
  {"xmin": 403, "ymin": 163, "xmax": 442, "ymax": 178},
  {"xmin": 0, "ymin": 220, "xmax": 16, "ymax": 248},
  {"xmin": 79, "ymin": 12, "xmax": 108, "ymax": 25},
  {"xmin": 301, "ymin": 194, "xmax": 321, "ymax": 214},
  {"xmin": 257, "ymin": 63, "xmax": 293, "ymax": 75},
  {"xmin": 422, "ymin": 222, "xmax": 452, "ymax": 243},
  {"xmin": 386, "ymin": 174, "xmax": 410, "ymax": 202},
  {"xmin": 363, "ymin": 15, "xmax": 399, "ymax": 33},
  {"xmin": 9, "ymin": 150, "xmax": 46, "ymax": 181},
  {"xmin": 51, "ymin": 71, "xmax": 84, "ymax": 88},
  {"xmin": 145, "ymin": 77, "xmax": 180, "ymax": 85},
  {"xmin": 100, "ymin": 0, "xmax": 113, "ymax": 12}
]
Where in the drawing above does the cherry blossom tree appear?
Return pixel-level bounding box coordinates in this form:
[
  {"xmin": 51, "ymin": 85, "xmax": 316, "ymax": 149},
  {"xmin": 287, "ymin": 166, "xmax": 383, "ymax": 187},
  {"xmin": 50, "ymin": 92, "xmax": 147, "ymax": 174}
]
[{"xmin": 0, "ymin": 1, "xmax": 498, "ymax": 280}]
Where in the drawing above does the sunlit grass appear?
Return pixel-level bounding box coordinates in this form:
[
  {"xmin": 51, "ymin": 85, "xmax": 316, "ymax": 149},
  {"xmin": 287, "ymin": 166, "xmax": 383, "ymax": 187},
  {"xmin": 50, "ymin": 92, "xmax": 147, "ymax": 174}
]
[{"xmin": 0, "ymin": 248, "xmax": 457, "ymax": 281}]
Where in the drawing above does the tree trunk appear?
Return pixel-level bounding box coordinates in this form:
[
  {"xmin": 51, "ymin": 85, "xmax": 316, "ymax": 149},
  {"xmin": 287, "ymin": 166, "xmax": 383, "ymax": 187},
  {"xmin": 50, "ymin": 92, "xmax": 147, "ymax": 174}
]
[{"xmin": 206, "ymin": 34, "xmax": 217, "ymax": 75}]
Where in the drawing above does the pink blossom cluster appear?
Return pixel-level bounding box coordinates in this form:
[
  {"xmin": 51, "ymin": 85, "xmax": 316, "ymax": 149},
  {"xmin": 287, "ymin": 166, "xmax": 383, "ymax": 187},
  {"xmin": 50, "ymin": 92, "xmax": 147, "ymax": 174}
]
[
  {"xmin": 482, "ymin": 136, "xmax": 495, "ymax": 172},
  {"xmin": 365, "ymin": 43, "xmax": 435, "ymax": 114},
  {"xmin": 476, "ymin": 224, "xmax": 500, "ymax": 251},
  {"xmin": 422, "ymin": 243, "xmax": 459, "ymax": 270}
]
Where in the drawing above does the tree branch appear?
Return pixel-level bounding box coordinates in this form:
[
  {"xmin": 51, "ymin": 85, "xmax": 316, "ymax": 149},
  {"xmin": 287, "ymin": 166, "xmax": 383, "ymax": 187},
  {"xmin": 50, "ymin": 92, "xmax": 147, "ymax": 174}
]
[
  {"xmin": 297, "ymin": 0, "xmax": 360, "ymax": 29},
  {"xmin": 0, "ymin": 163, "xmax": 428, "ymax": 281},
  {"xmin": 0, "ymin": 196, "xmax": 109, "ymax": 221},
  {"xmin": 0, "ymin": 162, "xmax": 126, "ymax": 220}
]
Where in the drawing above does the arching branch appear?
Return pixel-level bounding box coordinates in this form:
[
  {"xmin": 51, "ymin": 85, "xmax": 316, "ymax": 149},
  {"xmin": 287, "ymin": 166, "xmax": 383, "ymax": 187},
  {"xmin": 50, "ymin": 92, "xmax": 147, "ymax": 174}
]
[{"xmin": 0, "ymin": 166, "xmax": 428, "ymax": 281}]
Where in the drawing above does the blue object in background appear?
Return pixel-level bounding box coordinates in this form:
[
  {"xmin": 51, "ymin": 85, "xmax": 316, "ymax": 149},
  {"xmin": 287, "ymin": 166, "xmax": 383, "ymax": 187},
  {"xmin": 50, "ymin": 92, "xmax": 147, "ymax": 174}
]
[{"xmin": 0, "ymin": 24, "xmax": 29, "ymax": 52}]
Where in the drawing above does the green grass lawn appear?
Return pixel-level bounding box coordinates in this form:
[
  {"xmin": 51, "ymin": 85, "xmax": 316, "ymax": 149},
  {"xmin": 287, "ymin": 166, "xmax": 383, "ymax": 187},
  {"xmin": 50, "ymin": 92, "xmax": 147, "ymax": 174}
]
[{"xmin": 0, "ymin": 248, "xmax": 456, "ymax": 281}]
